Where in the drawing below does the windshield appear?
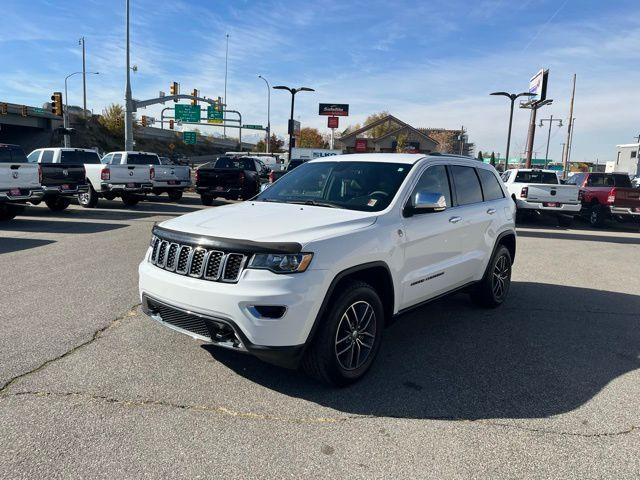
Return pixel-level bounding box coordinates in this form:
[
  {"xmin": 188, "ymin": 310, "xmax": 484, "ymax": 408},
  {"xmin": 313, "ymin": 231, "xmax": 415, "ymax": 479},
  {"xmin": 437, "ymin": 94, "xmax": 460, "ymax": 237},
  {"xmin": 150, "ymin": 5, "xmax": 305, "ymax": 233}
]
[
  {"xmin": 255, "ymin": 160, "xmax": 412, "ymax": 211},
  {"xmin": 214, "ymin": 157, "xmax": 255, "ymax": 170},
  {"xmin": 128, "ymin": 153, "xmax": 160, "ymax": 165},
  {"xmin": 514, "ymin": 171, "xmax": 558, "ymax": 184},
  {"xmin": 60, "ymin": 150, "xmax": 101, "ymax": 164}
]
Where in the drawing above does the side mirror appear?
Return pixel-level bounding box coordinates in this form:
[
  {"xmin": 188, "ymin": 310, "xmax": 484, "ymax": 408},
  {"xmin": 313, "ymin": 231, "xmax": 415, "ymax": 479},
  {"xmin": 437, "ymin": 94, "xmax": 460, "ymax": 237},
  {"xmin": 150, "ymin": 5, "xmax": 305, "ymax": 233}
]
[{"xmin": 405, "ymin": 190, "xmax": 447, "ymax": 216}]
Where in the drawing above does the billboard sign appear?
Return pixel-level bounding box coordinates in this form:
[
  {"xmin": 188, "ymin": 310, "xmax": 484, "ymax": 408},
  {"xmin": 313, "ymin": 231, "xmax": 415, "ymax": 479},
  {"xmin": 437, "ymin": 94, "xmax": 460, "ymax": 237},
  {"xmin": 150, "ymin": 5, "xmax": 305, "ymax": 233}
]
[
  {"xmin": 327, "ymin": 116, "xmax": 339, "ymax": 129},
  {"xmin": 529, "ymin": 69, "xmax": 549, "ymax": 102},
  {"xmin": 355, "ymin": 138, "xmax": 367, "ymax": 152},
  {"xmin": 319, "ymin": 103, "xmax": 349, "ymax": 116}
]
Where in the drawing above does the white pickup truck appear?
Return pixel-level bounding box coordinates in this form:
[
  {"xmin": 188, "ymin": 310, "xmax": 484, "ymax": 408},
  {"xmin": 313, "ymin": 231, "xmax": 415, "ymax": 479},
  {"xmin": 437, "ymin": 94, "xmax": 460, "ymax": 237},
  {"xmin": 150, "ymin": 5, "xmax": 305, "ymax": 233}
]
[
  {"xmin": 0, "ymin": 144, "xmax": 43, "ymax": 220},
  {"xmin": 138, "ymin": 153, "xmax": 191, "ymax": 202},
  {"xmin": 501, "ymin": 168, "xmax": 580, "ymax": 226}
]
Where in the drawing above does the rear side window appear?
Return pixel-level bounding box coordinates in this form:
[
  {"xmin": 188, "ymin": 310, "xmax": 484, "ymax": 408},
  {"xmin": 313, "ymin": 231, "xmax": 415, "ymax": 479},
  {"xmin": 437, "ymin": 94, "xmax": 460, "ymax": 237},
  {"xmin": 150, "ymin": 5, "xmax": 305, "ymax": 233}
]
[
  {"xmin": 111, "ymin": 154, "xmax": 122, "ymax": 165},
  {"xmin": 41, "ymin": 151, "xmax": 54, "ymax": 163},
  {"xmin": 60, "ymin": 150, "xmax": 101, "ymax": 164},
  {"xmin": 27, "ymin": 151, "xmax": 40, "ymax": 163},
  {"xmin": 587, "ymin": 174, "xmax": 614, "ymax": 187},
  {"xmin": 477, "ymin": 168, "xmax": 505, "ymax": 201},
  {"xmin": 450, "ymin": 165, "xmax": 483, "ymax": 205},
  {"xmin": 514, "ymin": 171, "xmax": 558, "ymax": 184},
  {"xmin": 127, "ymin": 153, "xmax": 160, "ymax": 165}
]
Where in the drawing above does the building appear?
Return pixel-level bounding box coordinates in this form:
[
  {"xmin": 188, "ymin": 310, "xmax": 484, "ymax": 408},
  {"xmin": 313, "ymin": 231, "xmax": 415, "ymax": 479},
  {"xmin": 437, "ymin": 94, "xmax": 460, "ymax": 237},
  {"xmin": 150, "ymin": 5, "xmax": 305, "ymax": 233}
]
[
  {"xmin": 337, "ymin": 115, "xmax": 439, "ymax": 154},
  {"xmin": 418, "ymin": 127, "xmax": 475, "ymax": 156},
  {"xmin": 611, "ymin": 143, "xmax": 640, "ymax": 176}
]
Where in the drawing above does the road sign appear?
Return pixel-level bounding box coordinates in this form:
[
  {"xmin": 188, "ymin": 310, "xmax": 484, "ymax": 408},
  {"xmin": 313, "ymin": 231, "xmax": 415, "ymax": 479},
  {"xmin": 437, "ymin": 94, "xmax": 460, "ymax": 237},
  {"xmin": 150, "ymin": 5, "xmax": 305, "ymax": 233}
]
[
  {"xmin": 319, "ymin": 103, "xmax": 349, "ymax": 116},
  {"xmin": 327, "ymin": 116, "xmax": 339, "ymax": 129},
  {"xmin": 175, "ymin": 104, "xmax": 201, "ymax": 123},
  {"xmin": 207, "ymin": 105, "xmax": 223, "ymax": 124},
  {"xmin": 31, "ymin": 107, "xmax": 46, "ymax": 115},
  {"xmin": 183, "ymin": 131, "xmax": 197, "ymax": 145},
  {"xmin": 242, "ymin": 124, "xmax": 264, "ymax": 130},
  {"xmin": 288, "ymin": 119, "xmax": 301, "ymax": 136}
]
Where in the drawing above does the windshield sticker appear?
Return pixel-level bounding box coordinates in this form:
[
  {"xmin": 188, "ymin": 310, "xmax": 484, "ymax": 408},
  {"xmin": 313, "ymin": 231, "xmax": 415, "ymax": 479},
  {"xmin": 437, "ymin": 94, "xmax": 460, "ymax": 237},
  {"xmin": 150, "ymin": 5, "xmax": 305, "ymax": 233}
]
[{"xmin": 367, "ymin": 199, "xmax": 378, "ymax": 207}]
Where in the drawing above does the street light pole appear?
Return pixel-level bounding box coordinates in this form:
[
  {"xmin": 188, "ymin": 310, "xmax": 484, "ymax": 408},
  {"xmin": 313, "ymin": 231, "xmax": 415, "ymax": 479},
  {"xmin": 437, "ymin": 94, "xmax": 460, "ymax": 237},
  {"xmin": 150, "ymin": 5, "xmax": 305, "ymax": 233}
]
[
  {"xmin": 64, "ymin": 71, "xmax": 99, "ymax": 147},
  {"xmin": 79, "ymin": 37, "xmax": 87, "ymax": 118},
  {"xmin": 258, "ymin": 75, "xmax": 271, "ymax": 153},
  {"xmin": 490, "ymin": 91, "xmax": 534, "ymax": 166},
  {"xmin": 273, "ymin": 85, "xmax": 315, "ymax": 160},
  {"xmin": 124, "ymin": 0, "xmax": 133, "ymax": 151},
  {"xmin": 223, "ymin": 33, "xmax": 229, "ymax": 139}
]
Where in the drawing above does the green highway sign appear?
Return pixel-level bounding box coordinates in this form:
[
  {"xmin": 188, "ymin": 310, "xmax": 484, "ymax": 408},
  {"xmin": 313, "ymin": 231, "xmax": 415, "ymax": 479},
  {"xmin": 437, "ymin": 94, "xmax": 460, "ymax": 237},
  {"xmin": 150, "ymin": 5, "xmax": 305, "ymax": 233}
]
[
  {"xmin": 207, "ymin": 106, "xmax": 223, "ymax": 124},
  {"xmin": 32, "ymin": 107, "xmax": 47, "ymax": 115},
  {"xmin": 175, "ymin": 104, "xmax": 201, "ymax": 123},
  {"xmin": 183, "ymin": 131, "xmax": 197, "ymax": 145},
  {"xmin": 242, "ymin": 124, "xmax": 264, "ymax": 130}
]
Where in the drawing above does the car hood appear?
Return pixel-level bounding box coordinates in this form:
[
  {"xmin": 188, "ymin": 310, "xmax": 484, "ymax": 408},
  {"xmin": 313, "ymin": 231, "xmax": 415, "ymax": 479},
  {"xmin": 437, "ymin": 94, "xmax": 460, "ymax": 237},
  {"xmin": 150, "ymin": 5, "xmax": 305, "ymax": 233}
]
[{"xmin": 158, "ymin": 201, "xmax": 377, "ymax": 245}]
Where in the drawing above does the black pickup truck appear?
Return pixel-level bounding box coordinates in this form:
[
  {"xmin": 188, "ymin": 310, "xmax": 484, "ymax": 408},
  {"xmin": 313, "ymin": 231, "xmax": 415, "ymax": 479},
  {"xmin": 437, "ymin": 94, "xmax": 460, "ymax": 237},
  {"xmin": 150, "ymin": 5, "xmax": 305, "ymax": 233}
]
[
  {"xmin": 196, "ymin": 156, "xmax": 269, "ymax": 205},
  {"xmin": 26, "ymin": 149, "xmax": 89, "ymax": 211}
]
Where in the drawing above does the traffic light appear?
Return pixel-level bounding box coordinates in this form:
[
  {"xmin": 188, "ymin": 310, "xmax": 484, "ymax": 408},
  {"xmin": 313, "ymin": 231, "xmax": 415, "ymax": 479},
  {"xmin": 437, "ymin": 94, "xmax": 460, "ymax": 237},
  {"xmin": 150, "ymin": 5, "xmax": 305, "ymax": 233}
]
[
  {"xmin": 21, "ymin": 105, "xmax": 28, "ymax": 117},
  {"xmin": 0, "ymin": 103, "xmax": 7, "ymax": 115},
  {"xmin": 191, "ymin": 89, "xmax": 199, "ymax": 106},
  {"xmin": 51, "ymin": 92, "xmax": 63, "ymax": 116},
  {"xmin": 169, "ymin": 82, "xmax": 179, "ymax": 102},
  {"xmin": 169, "ymin": 119, "xmax": 174, "ymax": 130},
  {"xmin": 216, "ymin": 96, "xmax": 223, "ymax": 112},
  {"xmin": 141, "ymin": 115, "xmax": 148, "ymax": 127}
]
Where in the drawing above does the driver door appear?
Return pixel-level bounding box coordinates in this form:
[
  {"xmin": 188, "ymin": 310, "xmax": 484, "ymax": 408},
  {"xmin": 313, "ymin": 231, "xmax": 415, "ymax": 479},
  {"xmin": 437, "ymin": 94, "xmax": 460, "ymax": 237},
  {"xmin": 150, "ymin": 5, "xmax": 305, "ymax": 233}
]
[{"xmin": 399, "ymin": 164, "xmax": 465, "ymax": 310}]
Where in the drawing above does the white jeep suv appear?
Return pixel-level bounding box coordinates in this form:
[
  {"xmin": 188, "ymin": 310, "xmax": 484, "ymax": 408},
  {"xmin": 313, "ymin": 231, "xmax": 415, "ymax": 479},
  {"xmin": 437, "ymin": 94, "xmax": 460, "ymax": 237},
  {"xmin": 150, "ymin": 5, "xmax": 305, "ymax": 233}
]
[{"xmin": 139, "ymin": 153, "xmax": 516, "ymax": 385}]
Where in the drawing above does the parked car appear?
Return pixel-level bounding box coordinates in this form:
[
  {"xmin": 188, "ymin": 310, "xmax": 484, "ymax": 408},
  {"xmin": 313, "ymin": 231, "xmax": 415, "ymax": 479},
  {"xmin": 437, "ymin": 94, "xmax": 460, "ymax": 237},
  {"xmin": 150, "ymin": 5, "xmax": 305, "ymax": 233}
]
[
  {"xmin": 196, "ymin": 156, "xmax": 269, "ymax": 205},
  {"xmin": 139, "ymin": 153, "xmax": 516, "ymax": 385},
  {"xmin": 26, "ymin": 148, "xmax": 90, "ymax": 211},
  {"xmin": 567, "ymin": 172, "xmax": 640, "ymax": 226},
  {"xmin": 267, "ymin": 158, "xmax": 308, "ymax": 185},
  {"xmin": 501, "ymin": 168, "xmax": 580, "ymax": 226},
  {"xmin": 0, "ymin": 144, "xmax": 43, "ymax": 220},
  {"xmin": 121, "ymin": 151, "xmax": 190, "ymax": 202},
  {"xmin": 79, "ymin": 150, "xmax": 154, "ymax": 208}
]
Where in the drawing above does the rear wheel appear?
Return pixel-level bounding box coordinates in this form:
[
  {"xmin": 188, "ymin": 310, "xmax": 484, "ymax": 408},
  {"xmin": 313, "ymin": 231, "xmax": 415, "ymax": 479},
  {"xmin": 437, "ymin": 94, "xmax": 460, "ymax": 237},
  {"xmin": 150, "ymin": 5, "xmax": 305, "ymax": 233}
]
[
  {"xmin": 44, "ymin": 197, "xmax": 70, "ymax": 211},
  {"xmin": 103, "ymin": 192, "xmax": 116, "ymax": 201},
  {"xmin": 470, "ymin": 245, "xmax": 512, "ymax": 308},
  {"xmin": 200, "ymin": 194, "xmax": 213, "ymax": 206},
  {"xmin": 0, "ymin": 203, "xmax": 21, "ymax": 221},
  {"xmin": 589, "ymin": 204, "xmax": 606, "ymax": 227},
  {"xmin": 167, "ymin": 190, "xmax": 183, "ymax": 202},
  {"xmin": 78, "ymin": 185, "xmax": 99, "ymax": 208},
  {"xmin": 557, "ymin": 214, "xmax": 573, "ymax": 227},
  {"xmin": 302, "ymin": 280, "xmax": 384, "ymax": 386},
  {"xmin": 121, "ymin": 193, "xmax": 139, "ymax": 207}
]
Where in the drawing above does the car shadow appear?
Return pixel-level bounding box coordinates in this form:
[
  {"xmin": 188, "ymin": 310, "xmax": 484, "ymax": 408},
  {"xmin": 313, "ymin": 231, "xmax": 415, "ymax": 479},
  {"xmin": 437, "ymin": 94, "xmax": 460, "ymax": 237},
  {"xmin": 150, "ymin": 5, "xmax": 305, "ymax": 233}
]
[
  {"xmin": 0, "ymin": 237, "xmax": 55, "ymax": 254},
  {"xmin": 0, "ymin": 219, "xmax": 129, "ymax": 235},
  {"xmin": 203, "ymin": 282, "xmax": 640, "ymax": 420},
  {"xmin": 517, "ymin": 230, "xmax": 640, "ymax": 245}
]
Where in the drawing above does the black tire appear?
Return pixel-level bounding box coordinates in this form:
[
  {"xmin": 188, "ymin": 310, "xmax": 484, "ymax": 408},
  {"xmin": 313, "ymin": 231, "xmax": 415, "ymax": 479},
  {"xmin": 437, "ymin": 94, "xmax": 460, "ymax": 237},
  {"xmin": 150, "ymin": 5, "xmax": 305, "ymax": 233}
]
[
  {"xmin": 302, "ymin": 280, "xmax": 384, "ymax": 386},
  {"xmin": 201, "ymin": 194, "xmax": 214, "ymax": 206},
  {"xmin": 0, "ymin": 204, "xmax": 20, "ymax": 221},
  {"xmin": 44, "ymin": 197, "xmax": 70, "ymax": 212},
  {"xmin": 167, "ymin": 190, "xmax": 183, "ymax": 202},
  {"xmin": 30, "ymin": 199, "xmax": 41, "ymax": 206},
  {"xmin": 103, "ymin": 192, "xmax": 116, "ymax": 201},
  {"xmin": 78, "ymin": 185, "xmax": 99, "ymax": 208},
  {"xmin": 470, "ymin": 244, "xmax": 512, "ymax": 308},
  {"xmin": 589, "ymin": 203, "xmax": 606, "ymax": 227},
  {"xmin": 121, "ymin": 193, "xmax": 139, "ymax": 207},
  {"xmin": 557, "ymin": 214, "xmax": 573, "ymax": 227}
]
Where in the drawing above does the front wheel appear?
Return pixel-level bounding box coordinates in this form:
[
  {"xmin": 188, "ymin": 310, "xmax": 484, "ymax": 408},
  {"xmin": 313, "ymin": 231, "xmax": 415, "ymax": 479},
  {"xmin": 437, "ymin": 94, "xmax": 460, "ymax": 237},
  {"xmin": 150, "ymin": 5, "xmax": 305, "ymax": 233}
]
[
  {"xmin": 167, "ymin": 190, "xmax": 183, "ymax": 202},
  {"xmin": 200, "ymin": 194, "xmax": 213, "ymax": 206},
  {"xmin": 45, "ymin": 197, "xmax": 70, "ymax": 211},
  {"xmin": 470, "ymin": 245, "xmax": 512, "ymax": 308},
  {"xmin": 557, "ymin": 214, "xmax": 573, "ymax": 227},
  {"xmin": 589, "ymin": 204, "xmax": 606, "ymax": 227},
  {"xmin": 78, "ymin": 185, "xmax": 99, "ymax": 208},
  {"xmin": 302, "ymin": 280, "xmax": 384, "ymax": 386}
]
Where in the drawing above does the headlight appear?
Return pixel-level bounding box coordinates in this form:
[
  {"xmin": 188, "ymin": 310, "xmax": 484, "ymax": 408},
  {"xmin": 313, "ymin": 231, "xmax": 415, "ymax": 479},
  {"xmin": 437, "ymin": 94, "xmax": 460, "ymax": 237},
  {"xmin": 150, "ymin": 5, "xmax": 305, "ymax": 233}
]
[{"xmin": 248, "ymin": 253, "xmax": 313, "ymax": 273}]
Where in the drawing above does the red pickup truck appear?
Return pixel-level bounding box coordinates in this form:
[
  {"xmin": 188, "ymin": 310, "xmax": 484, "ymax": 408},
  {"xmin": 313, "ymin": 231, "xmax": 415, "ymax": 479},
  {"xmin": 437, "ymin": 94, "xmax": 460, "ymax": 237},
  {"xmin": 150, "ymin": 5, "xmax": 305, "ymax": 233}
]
[{"xmin": 566, "ymin": 172, "xmax": 640, "ymax": 226}]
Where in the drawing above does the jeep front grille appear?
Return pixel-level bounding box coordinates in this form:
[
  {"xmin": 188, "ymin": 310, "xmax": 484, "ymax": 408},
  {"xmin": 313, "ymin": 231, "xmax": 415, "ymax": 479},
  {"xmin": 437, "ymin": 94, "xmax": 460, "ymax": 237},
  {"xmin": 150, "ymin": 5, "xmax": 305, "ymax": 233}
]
[{"xmin": 149, "ymin": 236, "xmax": 247, "ymax": 283}]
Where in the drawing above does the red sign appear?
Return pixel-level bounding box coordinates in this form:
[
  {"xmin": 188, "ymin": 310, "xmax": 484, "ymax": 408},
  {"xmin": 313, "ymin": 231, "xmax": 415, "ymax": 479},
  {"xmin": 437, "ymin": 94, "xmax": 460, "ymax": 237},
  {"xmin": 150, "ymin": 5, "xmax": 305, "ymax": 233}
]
[
  {"xmin": 355, "ymin": 138, "xmax": 367, "ymax": 153},
  {"xmin": 327, "ymin": 116, "xmax": 339, "ymax": 129}
]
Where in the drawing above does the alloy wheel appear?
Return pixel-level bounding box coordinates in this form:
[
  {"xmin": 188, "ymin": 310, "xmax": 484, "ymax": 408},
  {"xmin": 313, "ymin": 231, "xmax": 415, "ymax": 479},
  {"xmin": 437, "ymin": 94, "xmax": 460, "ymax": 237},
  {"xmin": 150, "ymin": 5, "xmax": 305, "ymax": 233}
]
[
  {"xmin": 334, "ymin": 300, "xmax": 377, "ymax": 371},
  {"xmin": 492, "ymin": 254, "xmax": 510, "ymax": 300}
]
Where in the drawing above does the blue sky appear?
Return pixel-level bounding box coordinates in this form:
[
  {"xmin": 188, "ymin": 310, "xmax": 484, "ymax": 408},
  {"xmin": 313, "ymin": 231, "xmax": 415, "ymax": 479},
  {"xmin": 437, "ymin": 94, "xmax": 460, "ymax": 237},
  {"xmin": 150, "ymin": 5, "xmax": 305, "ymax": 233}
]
[{"xmin": 1, "ymin": 0, "xmax": 638, "ymax": 162}]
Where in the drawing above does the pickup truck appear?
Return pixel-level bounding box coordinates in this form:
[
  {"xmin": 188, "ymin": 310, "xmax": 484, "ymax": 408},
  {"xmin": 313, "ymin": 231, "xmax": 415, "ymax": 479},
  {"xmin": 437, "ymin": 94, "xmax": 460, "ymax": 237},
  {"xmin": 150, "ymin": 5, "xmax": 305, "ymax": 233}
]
[
  {"xmin": 501, "ymin": 168, "xmax": 580, "ymax": 226},
  {"xmin": 0, "ymin": 144, "xmax": 43, "ymax": 220},
  {"xmin": 79, "ymin": 150, "xmax": 154, "ymax": 208},
  {"xmin": 27, "ymin": 148, "xmax": 89, "ymax": 211},
  {"xmin": 566, "ymin": 172, "xmax": 640, "ymax": 226},
  {"xmin": 196, "ymin": 156, "xmax": 269, "ymax": 205},
  {"xmin": 132, "ymin": 152, "xmax": 191, "ymax": 202}
]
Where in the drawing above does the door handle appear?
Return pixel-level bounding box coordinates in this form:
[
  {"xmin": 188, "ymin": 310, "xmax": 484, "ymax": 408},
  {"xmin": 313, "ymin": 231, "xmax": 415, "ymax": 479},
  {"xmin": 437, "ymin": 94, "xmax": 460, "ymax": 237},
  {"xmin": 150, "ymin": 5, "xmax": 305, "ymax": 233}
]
[
  {"xmin": 486, "ymin": 208, "xmax": 496, "ymax": 215},
  {"xmin": 449, "ymin": 216, "xmax": 462, "ymax": 223}
]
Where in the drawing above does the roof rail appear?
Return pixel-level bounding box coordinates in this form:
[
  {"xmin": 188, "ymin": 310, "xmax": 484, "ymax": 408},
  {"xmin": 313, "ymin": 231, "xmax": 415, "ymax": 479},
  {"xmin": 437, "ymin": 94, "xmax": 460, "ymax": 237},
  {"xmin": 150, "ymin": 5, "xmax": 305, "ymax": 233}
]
[{"xmin": 428, "ymin": 152, "xmax": 475, "ymax": 159}]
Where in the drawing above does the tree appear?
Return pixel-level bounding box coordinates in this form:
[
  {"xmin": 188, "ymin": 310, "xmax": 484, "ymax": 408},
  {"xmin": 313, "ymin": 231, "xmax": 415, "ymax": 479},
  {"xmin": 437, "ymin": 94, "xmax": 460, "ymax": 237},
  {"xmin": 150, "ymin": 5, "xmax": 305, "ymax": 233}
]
[
  {"xmin": 297, "ymin": 127, "xmax": 328, "ymax": 148},
  {"xmin": 490, "ymin": 151, "xmax": 496, "ymax": 166},
  {"xmin": 422, "ymin": 129, "xmax": 458, "ymax": 154},
  {"xmin": 254, "ymin": 133, "xmax": 285, "ymax": 153},
  {"xmin": 341, "ymin": 123, "xmax": 361, "ymax": 136},
  {"xmin": 477, "ymin": 150, "xmax": 484, "ymax": 162},
  {"xmin": 395, "ymin": 133, "xmax": 408, "ymax": 153},
  {"xmin": 99, "ymin": 104, "xmax": 125, "ymax": 136},
  {"xmin": 362, "ymin": 111, "xmax": 399, "ymax": 138}
]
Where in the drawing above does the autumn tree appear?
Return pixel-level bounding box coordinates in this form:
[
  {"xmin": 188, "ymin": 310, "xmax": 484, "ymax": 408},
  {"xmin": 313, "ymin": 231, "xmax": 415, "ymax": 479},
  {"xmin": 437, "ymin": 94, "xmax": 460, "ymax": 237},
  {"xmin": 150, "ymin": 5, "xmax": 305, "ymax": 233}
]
[
  {"xmin": 254, "ymin": 133, "xmax": 285, "ymax": 153},
  {"xmin": 297, "ymin": 127, "xmax": 328, "ymax": 148},
  {"xmin": 362, "ymin": 111, "xmax": 399, "ymax": 138},
  {"xmin": 99, "ymin": 104, "xmax": 125, "ymax": 136}
]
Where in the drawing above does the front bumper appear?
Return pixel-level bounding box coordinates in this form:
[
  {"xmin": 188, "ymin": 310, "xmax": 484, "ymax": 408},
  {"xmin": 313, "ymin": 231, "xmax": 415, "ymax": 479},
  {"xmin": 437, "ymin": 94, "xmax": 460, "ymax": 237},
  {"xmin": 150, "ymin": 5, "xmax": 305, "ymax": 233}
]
[
  {"xmin": 102, "ymin": 182, "xmax": 153, "ymax": 193},
  {"xmin": 515, "ymin": 199, "xmax": 581, "ymax": 213},
  {"xmin": 0, "ymin": 187, "xmax": 44, "ymax": 202},
  {"xmin": 138, "ymin": 256, "xmax": 329, "ymax": 364}
]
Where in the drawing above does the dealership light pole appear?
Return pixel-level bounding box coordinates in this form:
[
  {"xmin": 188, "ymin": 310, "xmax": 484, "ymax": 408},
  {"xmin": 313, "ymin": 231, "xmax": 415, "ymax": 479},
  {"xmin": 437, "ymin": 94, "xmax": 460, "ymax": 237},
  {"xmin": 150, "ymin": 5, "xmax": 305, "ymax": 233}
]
[
  {"xmin": 223, "ymin": 33, "xmax": 229, "ymax": 139},
  {"xmin": 490, "ymin": 91, "xmax": 534, "ymax": 166},
  {"xmin": 539, "ymin": 115, "xmax": 563, "ymax": 168},
  {"xmin": 64, "ymin": 71, "xmax": 99, "ymax": 147},
  {"xmin": 124, "ymin": 0, "xmax": 134, "ymax": 151},
  {"xmin": 258, "ymin": 75, "xmax": 271, "ymax": 153},
  {"xmin": 273, "ymin": 85, "xmax": 315, "ymax": 160}
]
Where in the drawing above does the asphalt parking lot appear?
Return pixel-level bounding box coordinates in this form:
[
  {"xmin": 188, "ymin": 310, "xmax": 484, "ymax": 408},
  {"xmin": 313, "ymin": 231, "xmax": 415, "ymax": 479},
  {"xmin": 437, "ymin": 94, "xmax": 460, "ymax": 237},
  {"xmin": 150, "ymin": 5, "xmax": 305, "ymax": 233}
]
[{"xmin": 1, "ymin": 194, "xmax": 639, "ymax": 479}]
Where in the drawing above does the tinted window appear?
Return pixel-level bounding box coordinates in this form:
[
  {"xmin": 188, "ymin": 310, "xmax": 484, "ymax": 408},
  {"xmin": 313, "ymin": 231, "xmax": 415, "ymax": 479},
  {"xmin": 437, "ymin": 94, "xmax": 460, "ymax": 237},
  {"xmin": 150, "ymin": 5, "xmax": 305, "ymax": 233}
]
[
  {"xmin": 450, "ymin": 165, "xmax": 483, "ymax": 205},
  {"xmin": 514, "ymin": 171, "xmax": 558, "ymax": 184},
  {"xmin": 411, "ymin": 165, "xmax": 451, "ymax": 207},
  {"xmin": 587, "ymin": 174, "xmax": 614, "ymax": 187},
  {"xmin": 111, "ymin": 154, "xmax": 122, "ymax": 165},
  {"xmin": 214, "ymin": 157, "xmax": 255, "ymax": 170},
  {"xmin": 60, "ymin": 150, "xmax": 101, "ymax": 164},
  {"xmin": 27, "ymin": 151, "xmax": 40, "ymax": 163},
  {"xmin": 0, "ymin": 148, "xmax": 14, "ymax": 163},
  {"xmin": 477, "ymin": 168, "xmax": 504, "ymax": 201},
  {"xmin": 288, "ymin": 159, "xmax": 305, "ymax": 171},
  {"xmin": 101, "ymin": 154, "xmax": 113, "ymax": 165},
  {"xmin": 41, "ymin": 150, "xmax": 54, "ymax": 163},
  {"xmin": 127, "ymin": 153, "xmax": 160, "ymax": 165},
  {"xmin": 612, "ymin": 174, "xmax": 632, "ymax": 188}
]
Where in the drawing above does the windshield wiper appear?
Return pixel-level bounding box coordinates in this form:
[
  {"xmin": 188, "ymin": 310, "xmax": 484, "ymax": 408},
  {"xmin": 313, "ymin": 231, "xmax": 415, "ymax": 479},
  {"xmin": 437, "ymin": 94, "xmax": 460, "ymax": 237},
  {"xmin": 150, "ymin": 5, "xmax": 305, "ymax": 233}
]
[{"xmin": 288, "ymin": 200, "xmax": 341, "ymax": 209}]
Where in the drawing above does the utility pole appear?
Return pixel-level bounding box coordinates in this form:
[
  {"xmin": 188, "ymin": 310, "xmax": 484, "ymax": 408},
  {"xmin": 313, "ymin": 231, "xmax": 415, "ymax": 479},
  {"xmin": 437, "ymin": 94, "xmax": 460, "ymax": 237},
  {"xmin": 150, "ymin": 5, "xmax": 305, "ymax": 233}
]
[
  {"xmin": 124, "ymin": 0, "xmax": 134, "ymax": 151},
  {"xmin": 79, "ymin": 37, "xmax": 87, "ymax": 118},
  {"xmin": 562, "ymin": 74, "xmax": 576, "ymax": 179},
  {"xmin": 539, "ymin": 115, "xmax": 563, "ymax": 168},
  {"xmin": 258, "ymin": 75, "xmax": 271, "ymax": 153},
  {"xmin": 567, "ymin": 118, "xmax": 576, "ymax": 166},
  {"xmin": 459, "ymin": 126, "xmax": 465, "ymax": 155},
  {"xmin": 223, "ymin": 33, "xmax": 229, "ymax": 139}
]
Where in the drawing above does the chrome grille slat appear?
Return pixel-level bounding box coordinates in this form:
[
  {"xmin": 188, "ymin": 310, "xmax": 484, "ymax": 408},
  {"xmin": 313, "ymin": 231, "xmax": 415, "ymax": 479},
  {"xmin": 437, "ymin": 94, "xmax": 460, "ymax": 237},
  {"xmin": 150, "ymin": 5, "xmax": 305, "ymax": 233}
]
[{"xmin": 149, "ymin": 236, "xmax": 247, "ymax": 283}]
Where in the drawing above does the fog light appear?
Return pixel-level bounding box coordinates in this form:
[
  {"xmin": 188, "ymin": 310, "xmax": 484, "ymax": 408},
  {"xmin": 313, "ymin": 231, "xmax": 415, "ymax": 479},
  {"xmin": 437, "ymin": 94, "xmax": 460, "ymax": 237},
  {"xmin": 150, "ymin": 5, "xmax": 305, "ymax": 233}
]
[{"xmin": 249, "ymin": 305, "xmax": 287, "ymax": 319}]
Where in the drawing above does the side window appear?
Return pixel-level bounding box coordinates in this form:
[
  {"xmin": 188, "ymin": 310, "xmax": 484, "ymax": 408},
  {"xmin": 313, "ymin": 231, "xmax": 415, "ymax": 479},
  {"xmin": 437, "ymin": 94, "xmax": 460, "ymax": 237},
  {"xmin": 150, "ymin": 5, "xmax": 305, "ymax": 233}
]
[
  {"xmin": 27, "ymin": 151, "xmax": 40, "ymax": 163},
  {"xmin": 41, "ymin": 150, "xmax": 54, "ymax": 163},
  {"xmin": 410, "ymin": 165, "xmax": 452, "ymax": 207},
  {"xmin": 111, "ymin": 154, "xmax": 122, "ymax": 165},
  {"xmin": 477, "ymin": 168, "xmax": 505, "ymax": 201},
  {"xmin": 501, "ymin": 170, "xmax": 510, "ymax": 182},
  {"xmin": 101, "ymin": 154, "xmax": 112, "ymax": 164},
  {"xmin": 450, "ymin": 165, "xmax": 483, "ymax": 206}
]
